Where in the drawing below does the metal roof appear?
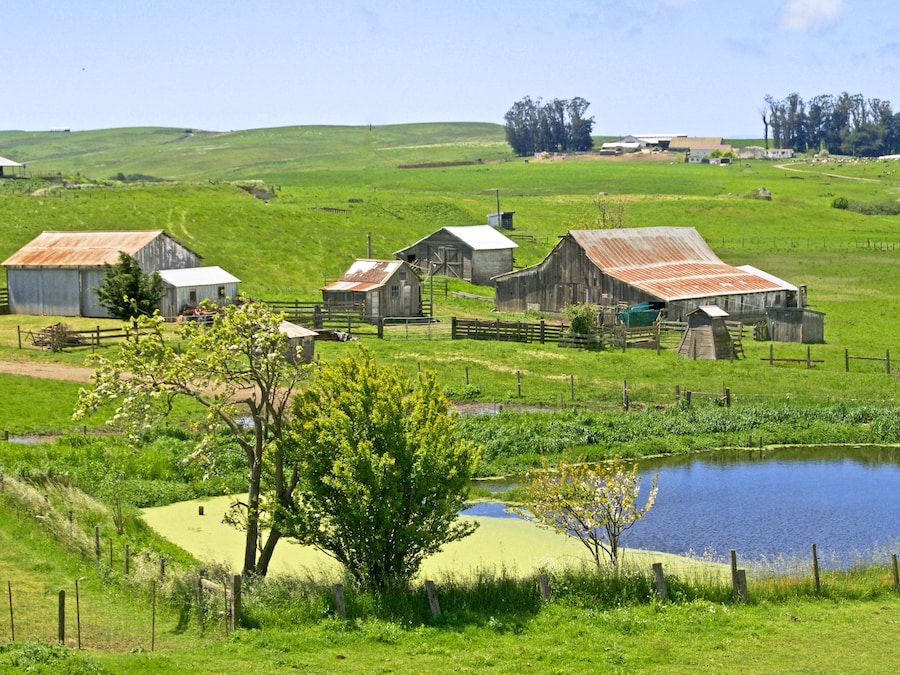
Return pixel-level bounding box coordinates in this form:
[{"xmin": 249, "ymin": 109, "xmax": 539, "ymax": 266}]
[
  {"xmin": 1, "ymin": 230, "xmax": 195, "ymax": 268},
  {"xmin": 0, "ymin": 156, "xmax": 23, "ymax": 167},
  {"xmin": 691, "ymin": 305, "xmax": 730, "ymax": 317},
  {"xmin": 569, "ymin": 227, "xmax": 790, "ymax": 301},
  {"xmin": 321, "ymin": 259, "xmax": 408, "ymax": 292},
  {"xmin": 157, "ymin": 266, "xmax": 240, "ymax": 287},
  {"xmin": 395, "ymin": 225, "xmax": 517, "ymax": 255},
  {"xmin": 278, "ymin": 320, "xmax": 317, "ymax": 338}
]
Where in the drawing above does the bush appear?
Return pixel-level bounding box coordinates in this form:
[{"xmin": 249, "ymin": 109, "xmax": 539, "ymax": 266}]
[{"xmin": 831, "ymin": 196, "xmax": 849, "ymax": 209}]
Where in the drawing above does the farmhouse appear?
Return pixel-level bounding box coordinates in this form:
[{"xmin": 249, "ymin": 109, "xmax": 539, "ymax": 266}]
[
  {"xmin": 322, "ymin": 259, "xmax": 421, "ymax": 323},
  {"xmin": 394, "ymin": 224, "xmax": 518, "ymax": 286},
  {"xmin": 157, "ymin": 266, "xmax": 240, "ymax": 319},
  {"xmin": 492, "ymin": 227, "xmax": 801, "ymax": 322},
  {"xmin": 2, "ymin": 230, "xmax": 201, "ymax": 317}
]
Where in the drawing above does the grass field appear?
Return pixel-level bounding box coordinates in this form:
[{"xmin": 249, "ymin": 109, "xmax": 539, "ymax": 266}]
[{"xmin": 0, "ymin": 124, "xmax": 898, "ymax": 672}]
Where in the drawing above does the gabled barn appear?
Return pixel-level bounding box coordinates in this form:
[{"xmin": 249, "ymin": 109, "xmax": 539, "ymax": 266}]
[
  {"xmin": 157, "ymin": 266, "xmax": 240, "ymax": 319},
  {"xmin": 322, "ymin": 259, "xmax": 421, "ymax": 323},
  {"xmin": 2, "ymin": 230, "xmax": 201, "ymax": 317},
  {"xmin": 493, "ymin": 227, "xmax": 800, "ymax": 322},
  {"xmin": 677, "ymin": 306, "xmax": 735, "ymax": 360},
  {"xmin": 278, "ymin": 320, "xmax": 317, "ymax": 364},
  {"xmin": 394, "ymin": 225, "xmax": 518, "ymax": 286}
]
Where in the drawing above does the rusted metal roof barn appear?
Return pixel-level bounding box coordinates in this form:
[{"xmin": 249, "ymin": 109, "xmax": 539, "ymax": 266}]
[
  {"xmin": 322, "ymin": 259, "xmax": 421, "ymax": 323},
  {"xmin": 157, "ymin": 266, "xmax": 240, "ymax": 319},
  {"xmin": 493, "ymin": 227, "xmax": 802, "ymax": 322},
  {"xmin": 394, "ymin": 225, "xmax": 518, "ymax": 286},
  {"xmin": 2, "ymin": 230, "xmax": 201, "ymax": 317}
]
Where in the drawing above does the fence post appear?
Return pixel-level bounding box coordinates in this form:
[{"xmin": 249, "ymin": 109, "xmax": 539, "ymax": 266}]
[
  {"xmin": 724, "ymin": 387, "xmax": 731, "ymax": 407},
  {"xmin": 540, "ymin": 320, "xmax": 545, "ymax": 344},
  {"xmin": 424, "ymin": 580, "xmax": 442, "ymax": 617},
  {"xmin": 516, "ymin": 370, "xmax": 521, "ymax": 397},
  {"xmin": 230, "ymin": 573, "xmax": 242, "ymax": 631},
  {"xmin": 17, "ymin": 325, "xmax": 22, "ymax": 350},
  {"xmin": 730, "ymin": 550, "xmax": 739, "ymax": 599},
  {"xmin": 675, "ymin": 385, "xmax": 680, "ymax": 404},
  {"xmin": 331, "ymin": 583, "xmax": 346, "ymax": 619},
  {"xmin": 538, "ymin": 573, "xmax": 551, "ymax": 602},
  {"xmin": 887, "ymin": 349, "xmax": 891, "ymax": 375},
  {"xmin": 845, "ymin": 348, "xmax": 850, "ymax": 372},
  {"xmin": 735, "ymin": 569, "xmax": 748, "ymax": 603},
  {"xmin": 812, "ymin": 543, "xmax": 821, "ymax": 593},
  {"xmin": 8, "ymin": 581, "xmax": 14, "ymax": 642},
  {"xmin": 623, "ymin": 380, "xmax": 629, "ymax": 411},
  {"xmin": 58, "ymin": 590, "xmax": 65, "ymax": 644},
  {"xmin": 124, "ymin": 544, "xmax": 130, "ymax": 576},
  {"xmin": 451, "ymin": 316, "xmax": 457, "ymax": 340},
  {"xmin": 652, "ymin": 562, "xmax": 668, "ymax": 600},
  {"xmin": 892, "ymin": 554, "xmax": 899, "ymax": 590},
  {"xmin": 570, "ymin": 374, "xmax": 575, "ymax": 401}
]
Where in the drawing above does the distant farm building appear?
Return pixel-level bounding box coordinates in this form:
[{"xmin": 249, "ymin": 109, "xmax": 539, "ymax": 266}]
[
  {"xmin": 2, "ymin": 230, "xmax": 201, "ymax": 317},
  {"xmin": 157, "ymin": 266, "xmax": 240, "ymax": 319},
  {"xmin": 322, "ymin": 259, "xmax": 421, "ymax": 323},
  {"xmin": 493, "ymin": 227, "xmax": 802, "ymax": 323},
  {"xmin": 599, "ymin": 136, "xmax": 648, "ymax": 154},
  {"xmin": 677, "ymin": 306, "xmax": 736, "ymax": 360},
  {"xmin": 0, "ymin": 155, "xmax": 25, "ymax": 178},
  {"xmin": 394, "ymin": 225, "xmax": 518, "ymax": 286}
]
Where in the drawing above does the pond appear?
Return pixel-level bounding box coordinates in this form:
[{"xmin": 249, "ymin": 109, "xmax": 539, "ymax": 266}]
[{"xmin": 468, "ymin": 445, "xmax": 900, "ymax": 569}]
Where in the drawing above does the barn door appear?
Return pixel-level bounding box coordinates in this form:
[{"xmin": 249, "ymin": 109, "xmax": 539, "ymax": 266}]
[{"xmin": 427, "ymin": 245, "xmax": 463, "ymax": 279}]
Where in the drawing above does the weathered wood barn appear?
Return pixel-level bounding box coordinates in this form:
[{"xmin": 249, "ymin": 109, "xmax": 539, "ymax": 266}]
[
  {"xmin": 321, "ymin": 259, "xmax": 421, "ymax": 323},
  {"xmin": 2, "ymin": 230, "xmax": 202, "ymax": 317},
  {"xmin": 493, "ymin": 227, "xmax": 801, "ymax": 322},
  {"xmin": 765, "ymin": 306, "xmax": 825, "ymax": 344},
  {"xmin": 157, "ymin": 266, "xmax": 240, "ymax": 319},
  {"xmin": 394, "ymin": 225, "xmax": 518, "ymax": 286},
  {"xmin": 677, "ymin": 306, "xmax": 736, "ymax": 360}
]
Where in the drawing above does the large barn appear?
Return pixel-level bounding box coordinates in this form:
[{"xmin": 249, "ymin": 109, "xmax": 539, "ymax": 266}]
[
  {"xmin": 394, "ymin": 225, "xmax": 518, "ymax": 286},
  {"xmin": 2, "ymin": 230, "xmax": 201, "ymax": 317},
  {"xmin": 493, "ymin": 227, "xmax": 801, "ymax": 322},
  {"xmin": 322, "ymin": 259, "xmax": 422, "ymax": 323}
]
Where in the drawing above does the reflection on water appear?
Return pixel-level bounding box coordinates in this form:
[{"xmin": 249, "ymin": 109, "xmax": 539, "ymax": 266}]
[{"xmin": 471, "ymin": 445, "xmax": 900, "ymax": 568}]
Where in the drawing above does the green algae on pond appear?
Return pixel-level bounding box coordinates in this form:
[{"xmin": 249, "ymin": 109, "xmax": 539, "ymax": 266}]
[{"xmin": 142, "ymin": 495, "xmax": 716, "ymax": 579}]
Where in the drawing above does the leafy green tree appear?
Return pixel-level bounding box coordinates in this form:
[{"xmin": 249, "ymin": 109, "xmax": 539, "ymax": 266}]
[
  {"xmin": 519, "ymin": 457, "xmax": 658, "ymax": 567},
  {"xmin": 280, "ymin": 347, "xmax": 480, "ymax": 590},
  {"xmin": 95, "ymin": 252, "xmax": 164, "ymax": 322},
  {"xmin": 74, "ymin": 299, "xmax": 309, "ymax": 577},
  {"xmin": 562, "ymin": 302, "xmax": 599, "ymax": 335}
]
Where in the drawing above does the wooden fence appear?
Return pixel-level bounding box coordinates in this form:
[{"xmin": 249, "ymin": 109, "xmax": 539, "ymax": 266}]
[
  {"xmin": 0, "ymin": 288, "xmax": 8, "ymax": 315},
  {"xmin": 261, "ymin": 300, "xmax": 377, "ymax": 335},
  {"xmin": 18, "ymin": 324, "xmax": 153, "ymax": 351},
  {"xmin": 845, "ymin": 348, "xmax": 891, "ymax": 374}
]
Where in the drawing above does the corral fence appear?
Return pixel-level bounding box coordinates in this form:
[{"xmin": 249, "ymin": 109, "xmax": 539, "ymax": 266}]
[
  {"xmin": 379, "ymin": 316, "xmax": 454, "ymax": 340},
  {"xmin": 17, "ymin": 324, "xmax": 154, "ymax": 352},
  {"xmin": 261, "ymin": 300, "xmax": 378, "ymax": 336},
  {"xmin": 0, "ymin": 288, "xmax": 8, "ymax": 315}
]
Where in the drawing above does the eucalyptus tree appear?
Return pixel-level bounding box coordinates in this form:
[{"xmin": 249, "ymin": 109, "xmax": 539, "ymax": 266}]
[{"xmin": 74, "ymin": 299, "xmax": 309, "ymax": 577}]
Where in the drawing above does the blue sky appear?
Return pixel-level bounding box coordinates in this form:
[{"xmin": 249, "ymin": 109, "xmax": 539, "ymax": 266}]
[{"xmin": 3, "ymin": 1, "xmax": 898, "ymax": 137}]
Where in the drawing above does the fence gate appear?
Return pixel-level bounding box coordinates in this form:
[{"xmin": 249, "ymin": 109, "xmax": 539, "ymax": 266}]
[{"xmin": 380, "ymin": 316, "xmax": 453, "ymax": 340}]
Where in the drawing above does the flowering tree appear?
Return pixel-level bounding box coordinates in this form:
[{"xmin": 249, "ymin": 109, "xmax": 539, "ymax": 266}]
[
  {"xmin": 74, "ymin": 300, "xmax": 309, "ymax": 577},
  {"xmin": 520, "ymin": 457, "xmax": 658, "ymax": 567}
]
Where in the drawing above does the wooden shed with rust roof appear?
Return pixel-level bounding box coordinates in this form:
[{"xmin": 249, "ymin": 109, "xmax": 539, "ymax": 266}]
[
  {"xmin": 2, "ymin": 230, "xmax": 201, "ymax": 317},
  {"xmin": 321, "ymin": 259, "xmax": 421, "ymax": 323}
]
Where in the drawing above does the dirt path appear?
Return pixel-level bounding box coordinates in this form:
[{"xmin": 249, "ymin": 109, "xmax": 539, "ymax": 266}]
[
  {"xmin": 774, "ymin": 163, "xmax": 880, "ymax": 182},
  {"xmin": 0, "ymin": 359, "xmax": 95, "ymax": 383}
]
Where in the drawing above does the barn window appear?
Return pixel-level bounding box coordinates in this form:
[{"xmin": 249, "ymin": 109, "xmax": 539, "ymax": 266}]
[
  {"xmin": 391, "ymin": 285, "xmax": 399, "ymax": 298},
  {"xmin": 189, "ymin": 290, "xmax": 197, "ymax": 304},
  {"xmin": 218, "ymin": 286, "xmax": 226, "ymax": 298},
  {"xmin": 399, "ymin": 270, "xmax": 407, "ymax": 281}
]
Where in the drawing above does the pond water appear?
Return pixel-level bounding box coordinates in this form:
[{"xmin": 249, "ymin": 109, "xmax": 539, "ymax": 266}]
[{"xmin": 465, "ymin": 445, "xmax": 900, "ymax": 568}]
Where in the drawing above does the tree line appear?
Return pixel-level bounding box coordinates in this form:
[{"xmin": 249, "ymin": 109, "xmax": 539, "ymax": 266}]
[
  {"xmin": 762, "ymin": 92, "xmax": 900, "ymax": 157},
  {"xmin": 504, "ymin": 96, "xmax": 595, "ymax": 156}
]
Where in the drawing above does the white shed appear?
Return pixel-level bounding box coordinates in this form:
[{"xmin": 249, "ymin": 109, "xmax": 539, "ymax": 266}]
[{"xmin": 157, "ymin": 266, "xmax": 240, "ymax": 319}]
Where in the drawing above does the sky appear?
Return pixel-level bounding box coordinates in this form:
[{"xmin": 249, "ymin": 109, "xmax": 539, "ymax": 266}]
[{"xmin": 3, "ymin": 0, "xmax": 899, "ymax": 137}]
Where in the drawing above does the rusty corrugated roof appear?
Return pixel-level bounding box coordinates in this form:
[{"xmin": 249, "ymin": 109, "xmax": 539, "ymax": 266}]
[
  {"xmin": 321, "ymin": 259, "xmax": 406, "ymax": 292},
  {"xmin": 2, "ymin": 230, "xmax": 171, "ymax": 268},
  {"xmin": 569, "ymin": 227, "xmax": 788, "ymax": 301}
]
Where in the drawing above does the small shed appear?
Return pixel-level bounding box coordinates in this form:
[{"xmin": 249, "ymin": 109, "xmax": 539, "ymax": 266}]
[
  {"xmin": 677, "ymin": 305, "xmax": 735, "ymax": 360},
  {"xmin": 2, "ymin": 230, "xmax": 201, "ymax": 317},
  {"xmin": 394, "ymin": 225, "xmax": 517, "ymax": 286},
  {"xmin": 765, "ymin": 307, "xmax": 825, "ymax": 344},
  {"xmin": 278, "ymin": 320, "xmax": 317, "ymax": 364},
  {"xmin": 157, "ymin": 266, "xmax": 240, "ymax": 319},
  {"xmin": 0, "ymin": 156, "xmax": 25, "ymax": 178},
  {"xmin": 322, "ymin": 259, "xmax": 421, "ymax": 323}
]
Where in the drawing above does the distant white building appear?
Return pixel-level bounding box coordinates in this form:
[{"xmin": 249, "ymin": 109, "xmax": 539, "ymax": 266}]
[{"xmin": 157, "ymin": 266, "xmax": 240, "ymax": 319}]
